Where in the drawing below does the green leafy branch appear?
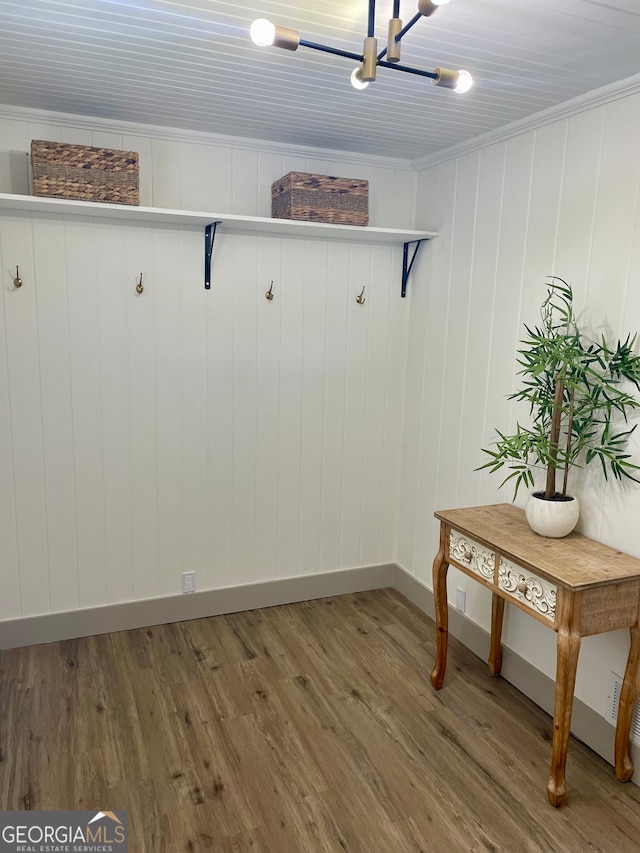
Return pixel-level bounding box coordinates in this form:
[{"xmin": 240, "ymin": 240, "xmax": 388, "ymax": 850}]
[{"xmin": 478, "ymin": 277, "xmax": 640, "ymax": 500}]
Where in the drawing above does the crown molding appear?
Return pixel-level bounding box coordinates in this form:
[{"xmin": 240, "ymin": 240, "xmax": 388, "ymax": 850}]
[
  {"xmin": 0, "ymin": 103, "xmax": 414, "ymax": 172},
  {"xmin": 412, "ymin": 72, "xmax": 640, "ymax": 172}
]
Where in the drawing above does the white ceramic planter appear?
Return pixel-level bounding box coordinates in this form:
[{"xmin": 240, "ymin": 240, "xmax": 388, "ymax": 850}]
[{"xmin": 525, "ymin": 492, "xmax": 580, "ymax": 538}]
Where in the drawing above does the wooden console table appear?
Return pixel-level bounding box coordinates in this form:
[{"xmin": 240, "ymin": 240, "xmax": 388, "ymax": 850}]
[{"xmin": 430, "ymin": 503, "xmax": 640, "ymax": 806}]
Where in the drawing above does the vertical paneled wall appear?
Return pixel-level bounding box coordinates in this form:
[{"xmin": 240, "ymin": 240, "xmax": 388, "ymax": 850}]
[
  {"xmin": 0, "ymin": 110, "xmax": 415, "ymax": 621},
  {"xmin": 0, "ymin": 112, "xmax": 415, "ymax": 229},
  {"xmin": 0, "ymin": 219, "xmax": 409, "ymax": 619},
  {"xmin": 402, "ymin": 90, "xmax": 640, "ymax": 720}
]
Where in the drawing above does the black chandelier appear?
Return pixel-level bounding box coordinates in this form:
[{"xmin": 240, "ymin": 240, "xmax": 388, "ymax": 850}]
[{"xmin": 249, "ymin": 0, "xmax": 473, "ymax": 94}]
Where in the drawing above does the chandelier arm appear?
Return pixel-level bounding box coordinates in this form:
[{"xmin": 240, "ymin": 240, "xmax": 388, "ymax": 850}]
[
  {"xmin": 299, "ymin": 39, "xmax": 364, "ymax": 62},
  {"xmin": 377, "ymin": 59, "xmax": 439, "ymax": 80},
  {"xmin": 297, "ymin": 41, "xmax": 440, "ymax": 82},
  {"xmin": 368, "ymin": 0, "xmax": 376, "ymax": 37},
  {"xmin": 377, "ymin": 11, "xmax": 422, "ymax": 61},
  {"xmin": 394, "ymin": 12, "xmax": 422, "ymax": 43}
]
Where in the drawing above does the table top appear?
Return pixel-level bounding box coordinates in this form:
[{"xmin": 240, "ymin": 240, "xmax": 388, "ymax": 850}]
[{"xmin": 435, "ymin": 504, "xmax": 640, "ymax": 590}]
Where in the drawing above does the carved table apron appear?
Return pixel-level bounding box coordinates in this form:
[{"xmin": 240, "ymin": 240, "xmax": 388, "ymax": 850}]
[{"xmin": 430, "ymin": 503, "xmax": 640, "ymax": 806}]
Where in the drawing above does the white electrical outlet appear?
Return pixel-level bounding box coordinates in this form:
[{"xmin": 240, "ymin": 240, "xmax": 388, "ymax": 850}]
[
  {"xmin": 182, "ymin": 571, "xmax": 196, "ymax": 594},
  {"xmin": 456, "ymin": 588, "xmax": 466, "ymax": 613}
]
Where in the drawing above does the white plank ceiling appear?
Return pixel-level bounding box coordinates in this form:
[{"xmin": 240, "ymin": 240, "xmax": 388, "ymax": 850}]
[{"xmin": 0, "ymin": 0, "xmax": 639, "ymax": 160}]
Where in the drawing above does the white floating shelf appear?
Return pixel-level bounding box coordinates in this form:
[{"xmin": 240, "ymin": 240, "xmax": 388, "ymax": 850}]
[{"xmin": 0, "ymin": 193, "xmax": 438, "ymax": 245}]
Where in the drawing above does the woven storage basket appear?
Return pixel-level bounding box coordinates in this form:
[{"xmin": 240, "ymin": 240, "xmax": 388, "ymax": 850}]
[
  {"xmin": 31, "ymin": 140, "xmax": 139, "ymax": 205},
  {"xmin": 271, "ymin": 172, "xmax": 368, "ymax": 226}
]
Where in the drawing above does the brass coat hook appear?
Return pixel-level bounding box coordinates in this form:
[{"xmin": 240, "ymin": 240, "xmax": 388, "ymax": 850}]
[
  {"xmin": 136, "ymin": 273, "xmax": 144, "ymax": 294},
  {"xmin": 265, "ymin": 281, "xmax": 274, "ymax": 301},
  {"xmin": 356, "ymin": 286, "xmax": 366, "ymax": 305},
  {"xmin": 13, "ymin": 266, "xmax": 23, "ymax": 288}
]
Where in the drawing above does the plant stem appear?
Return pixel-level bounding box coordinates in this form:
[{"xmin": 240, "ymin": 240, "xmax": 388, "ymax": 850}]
[
  {"xmin": 562, "ymin": 387, "xmax": 575, "ymax": 497},
  {"xmin": 546, "ymin": 373, "xmax": 565, "ymax": 500}
]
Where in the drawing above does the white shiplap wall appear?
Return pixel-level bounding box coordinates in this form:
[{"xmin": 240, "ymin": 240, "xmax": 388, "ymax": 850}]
[
  {"xmin": 403, "ymin": 89, "xmax": 640, "ymax": 720},
  {"xmin": 0, "ymin": 111, "xmax": 415, "ymax": 620},
  {"xmin": 0, "ymin": 110, "xmax": 416, "ymax": 227}
]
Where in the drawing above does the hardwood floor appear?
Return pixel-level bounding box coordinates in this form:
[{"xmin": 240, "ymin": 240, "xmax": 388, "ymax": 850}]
[{"xmin": 1, "ymin": 588, "xmax": 639, "ymax": 852}]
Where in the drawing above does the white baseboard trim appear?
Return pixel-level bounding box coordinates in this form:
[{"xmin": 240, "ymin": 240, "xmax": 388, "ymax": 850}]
[
  {"xmin": 392, "ymin": 564, "xmax": 639, "ymax": 785},
  {"xmin": 0, "ymin": 564, "xmax": 395, "ymax": 650}
]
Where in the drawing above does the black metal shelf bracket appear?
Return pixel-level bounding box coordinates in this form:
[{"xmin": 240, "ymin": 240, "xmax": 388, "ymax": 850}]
[
  {"xmin": 204, "ymin": 221, "xmax": 222, "ymax": 290},
  {"xmin": 204, "ymin": 222, "xmax": 427, "ymax": 294},
  {"xmin": 402, "ymin": 239, "xmax": 426, "ymax": 298}
]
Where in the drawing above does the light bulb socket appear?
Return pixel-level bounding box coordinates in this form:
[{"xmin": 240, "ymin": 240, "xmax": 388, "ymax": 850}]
[
  {"xmin": 272, "ymin": 25, "xmax": 300, "ymax": 51},
  {"xmin": 432, "ymin": 67, "xmax": 459, "ymax": 88},
  {"xmin": 362, "ymin": 36, "xmax": 378, "ymax": 81},
  {"xmin": 386, "ymin": 18, "xmax": 402, "ymax": 62}
]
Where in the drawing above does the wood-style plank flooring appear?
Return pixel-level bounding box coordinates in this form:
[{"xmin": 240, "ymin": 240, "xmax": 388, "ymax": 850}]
[{"xmin": 1, "ymin": 589, "xmax": 639, "ymax": 852}]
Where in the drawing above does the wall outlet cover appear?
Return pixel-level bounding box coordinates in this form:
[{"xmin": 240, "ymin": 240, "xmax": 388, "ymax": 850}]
[
  {"xmin": 182, "ymin": 571, "xmax": 196, "ymax": 594},
  {"xmin": 609, "ymin": 671, "xmax": 640, "ymax": 746}
]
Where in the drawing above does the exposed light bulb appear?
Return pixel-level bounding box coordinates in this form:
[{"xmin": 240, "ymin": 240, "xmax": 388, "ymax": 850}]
[
  {"xmin": 351, "ymin": 67, "xmax": 369, "ymax": 90},
  {"xmin": 454, "ymin": 70, "xmax": 473, "ymax": 93},
  {"xmin": 418, "ymin": 0, "xmax": 449, "ymax": 15},
  {"xmin": 250, "ymin": 18, "xmax": 276, "ymax": 47}
]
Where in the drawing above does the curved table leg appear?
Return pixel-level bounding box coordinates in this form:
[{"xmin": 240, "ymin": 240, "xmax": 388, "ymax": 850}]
[
  {"xmin": 615, "ymin": 616, "xmax": 640, "ymax": 781},
  {"xmin": 547, "ymin": 616, "xmax": 581, "ymax": 807},
  {"xmin": 430, "ymin": 526, "xmax": 449, "ymax": 690},
  {"xmin": 489, "ymin": 593, "xmax": 505, "ymax": 677}
]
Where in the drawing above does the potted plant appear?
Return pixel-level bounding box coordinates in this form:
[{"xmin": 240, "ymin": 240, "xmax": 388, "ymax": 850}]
[{"xmin": 478, "ymin": 277, "xmax": 640, "ymax": 537}]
